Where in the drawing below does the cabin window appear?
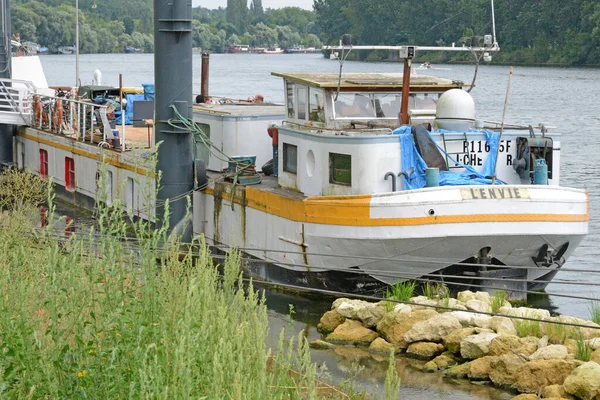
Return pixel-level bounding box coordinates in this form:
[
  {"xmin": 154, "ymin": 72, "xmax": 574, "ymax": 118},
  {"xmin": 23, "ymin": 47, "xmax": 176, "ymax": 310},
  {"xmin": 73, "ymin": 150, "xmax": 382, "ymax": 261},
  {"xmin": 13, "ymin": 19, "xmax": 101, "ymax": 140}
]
[
  {"xmin": 40, "ymin": 149, "xmax": 48, "ymax": 178},
  {"xmin": 126, "ymin": 177, "xmax": 135, "ymax": 214},
  {"xmin": 65, "ymin": 157, "xmax": 75, "ymax": 191},
  {"xmin": 286, "ymin": 82, "xmax": 295, "ymax": 119},
  {"xmin": 333, "ymin": 93, "xmax": 376, "ymax": 119},
  {"xmin": 329, "ymin": 153, "xmax": 352, "ymax": 186},
  {"xmin": 309, "ymin": 88, "xmax": 325, "ymax": 123},
  {"xmin": 412, "ymin": 93, "xmax": 440, "ymax": 110},
  {"xmin": 296, "ymin": 86, "xmax": 308, "ymax": 120},
  {"xmin": 95, "ymin": 167, "xmax": 113, "ymax": 204},
  {"xmin": 194, "ymin": 123, "xmax": 211, "ymax": 164},
  {"xmin": 283, "ymin": 143, "xmax": 297, "ymax": 174}
]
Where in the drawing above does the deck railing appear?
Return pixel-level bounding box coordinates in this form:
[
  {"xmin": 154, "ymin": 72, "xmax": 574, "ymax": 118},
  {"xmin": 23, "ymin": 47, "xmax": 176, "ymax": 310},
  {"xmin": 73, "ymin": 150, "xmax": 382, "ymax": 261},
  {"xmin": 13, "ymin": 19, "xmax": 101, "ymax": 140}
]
[{"xmin": 0, "ymin": 78, "xmax": 37, "ymax": 126}]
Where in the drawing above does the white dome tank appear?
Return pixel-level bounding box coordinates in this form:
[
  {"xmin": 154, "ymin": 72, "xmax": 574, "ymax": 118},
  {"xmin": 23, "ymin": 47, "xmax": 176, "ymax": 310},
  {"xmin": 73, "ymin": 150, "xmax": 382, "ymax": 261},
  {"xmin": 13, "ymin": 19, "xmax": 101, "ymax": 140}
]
[{"xmin": 434, "ymin": 89, "xmax": 476, "ymax": 132}]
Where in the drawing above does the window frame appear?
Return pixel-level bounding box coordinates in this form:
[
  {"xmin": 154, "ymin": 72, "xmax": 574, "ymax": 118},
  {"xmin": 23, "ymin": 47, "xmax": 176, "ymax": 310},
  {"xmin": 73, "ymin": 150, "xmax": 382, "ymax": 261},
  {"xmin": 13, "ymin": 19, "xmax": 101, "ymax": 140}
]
[
  {"xmin": 282, "ymin": 143, "xmax": 298, "ymax": 174},
  {"xmin": 329, "ymin": 152, "xmax": 352, "ymax": 186},
  {"xmin": 65, "ymin": 156, "xmax": 75, "ymax": 191},
  {"xmin": 40, "ymin": 149, "xmax": 48, "ymax": 178}
]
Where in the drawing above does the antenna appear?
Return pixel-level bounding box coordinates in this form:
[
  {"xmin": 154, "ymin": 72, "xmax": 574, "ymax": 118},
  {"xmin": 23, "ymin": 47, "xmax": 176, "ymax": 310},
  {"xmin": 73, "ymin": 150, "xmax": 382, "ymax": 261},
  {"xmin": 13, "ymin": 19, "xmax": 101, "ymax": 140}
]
[{"xmin": 491, "ymin": 0, "xmax": 498, "ymax": 46}]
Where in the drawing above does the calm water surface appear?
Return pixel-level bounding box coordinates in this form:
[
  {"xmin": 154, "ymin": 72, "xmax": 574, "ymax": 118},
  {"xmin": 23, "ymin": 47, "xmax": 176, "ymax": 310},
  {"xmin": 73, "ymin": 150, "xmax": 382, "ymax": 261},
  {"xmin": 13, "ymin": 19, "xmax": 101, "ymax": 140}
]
[{"xmin": 41, "ymin": 53, "xmax": 600, "ymax": 399}]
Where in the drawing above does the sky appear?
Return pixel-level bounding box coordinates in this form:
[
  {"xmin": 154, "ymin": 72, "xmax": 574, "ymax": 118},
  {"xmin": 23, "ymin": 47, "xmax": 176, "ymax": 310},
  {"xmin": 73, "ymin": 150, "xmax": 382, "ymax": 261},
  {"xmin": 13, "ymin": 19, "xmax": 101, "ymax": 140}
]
[{"xmin": 191, "ymin": 0, "xmax": 313, "ymax": 10}]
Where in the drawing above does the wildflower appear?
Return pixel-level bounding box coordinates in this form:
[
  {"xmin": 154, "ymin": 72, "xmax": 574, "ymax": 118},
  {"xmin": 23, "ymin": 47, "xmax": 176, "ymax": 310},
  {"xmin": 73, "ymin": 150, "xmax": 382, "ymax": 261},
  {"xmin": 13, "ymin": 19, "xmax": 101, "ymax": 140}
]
[
  {"xmin": 116, "ymin": 333, "xmax": 122, "ymax": 337},
  {"xmin": 97, "ymin": 331, "xmax": 103, "ymax": 338},
  {"xmin": 77, "ymin": 370, "xmax": 87, "ymax": 378},
  {"xmin": 88, "ymin": 349, "xmax": 95, "ymax": 355},
  {"xmin": 37, "ymin": 309, "xmax": 46, "ymax": 317}
]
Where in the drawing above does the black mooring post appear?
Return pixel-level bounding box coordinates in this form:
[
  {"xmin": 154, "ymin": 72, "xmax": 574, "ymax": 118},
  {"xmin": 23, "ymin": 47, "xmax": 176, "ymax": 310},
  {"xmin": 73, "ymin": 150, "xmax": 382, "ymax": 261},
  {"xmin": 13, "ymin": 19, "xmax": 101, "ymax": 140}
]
[
  {"xmin": 154, "ymin": 0, "xmax": 194, "ymax": 240},
  {"xmin": 0, "ymin": 0, "xmax": 13, "ymax": 170}
]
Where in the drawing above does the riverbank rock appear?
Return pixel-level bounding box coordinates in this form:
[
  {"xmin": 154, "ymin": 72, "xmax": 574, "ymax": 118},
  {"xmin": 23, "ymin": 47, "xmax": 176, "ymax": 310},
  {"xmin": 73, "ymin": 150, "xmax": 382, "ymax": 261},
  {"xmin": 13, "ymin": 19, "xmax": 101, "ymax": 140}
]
[
  {"xmin": 423, "ymin": 353, "xmax": 459, "ymax": 372},
  {"xmin": 406, "ymin": 342, "xmax": 445, "ymax": 360},
  {"xmin": 457, "ymin": 291, "xmax": 476, "ymax": 303},
  {"xmin": 514, "ymin": 359, "xmax": 583, "ymax": 393},
  {"xmin": 403, "ymin": 314, "xmax": 462, "ymax": 343},
  {"xmin": 542, "ymin": 384, "xmax": 576, "ymax": 399},
  {"xmin": 376, "ymin": 309, "xmax": 438, "ymax": 348},
  {"xmin": 489, "ymin": 335, "xmax": 540, "ymax": 357},
  {"xmin": 529, "ymin": 344, "xmax": 569, "ymax": 361},
  {"xmin": 318, "ymin": 310, "xmax": 346, "ymax": 333},
  {"xmin": 368, "ymin": 337, "xmax": 397, "ymax": 355},
  {"xmin": 503, "ymin": 307, "xmax": 551, "ymax": 320},
  {"xmin": 327, "ymin": 319, "xmax": 379, "ymax": 346},
  {"xmin": 489, "ymin": 354, "xmax": 526, "ymax": 389},
  {"xmin": 592, "ymin": 349, "xmax": 600, "ymax": 364},
  {"xmin": 511, "ymin": 394, "xmax": 538, "ymax": 400},
  {"xmin": 310, "ymin": 340, "xmax": 337, "ymax": 350},
  {"xmin": 460, "ymin": 332, "xmax": 499, "ymax": 359},
  {"xmin": 444, "ymin": 361, "xmax": 471, "ymax": 379},
  {"xmin": 393, "ymin": 303, "xmax": 412, "ymax": 314},
  {"xmin": 466, "ymin": 299, "xmax": 492, "ymax": 313},
  {"xmin": 444, "ymin": 327, "xmax": 481, "ymax": 354},
  {"xmin": 468, "ymin": 356, "xmax": 496, "ymax": 381},
  {"xmin": 335, "ymin": 300, "xmax": 386, "ymax": 328},
  {"xmin": 563, "ymin": 361, "xmax": 600, "ymax": 400},
  {"xmin": 491, "ymin": 316, "xmax": 517, "ymax": 336},
  {"xmin": 409, "ymin": 296, "xmax": 439, "ymax": 309},
  {"xmin": 549, "ymin": 316, "xmax": 600, "ymax": 340},
  {"xmin": 587, "ymin": 338, "xmax": 600, "ymax": 350}
]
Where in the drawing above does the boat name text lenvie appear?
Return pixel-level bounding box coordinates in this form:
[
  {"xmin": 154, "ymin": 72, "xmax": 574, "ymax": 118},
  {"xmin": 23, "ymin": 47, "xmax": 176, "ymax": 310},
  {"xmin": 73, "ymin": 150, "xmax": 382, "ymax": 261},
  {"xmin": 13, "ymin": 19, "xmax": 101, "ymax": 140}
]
[{"xmin": 461, "ymin": 188, "xmax": 530, "ymax": 200}]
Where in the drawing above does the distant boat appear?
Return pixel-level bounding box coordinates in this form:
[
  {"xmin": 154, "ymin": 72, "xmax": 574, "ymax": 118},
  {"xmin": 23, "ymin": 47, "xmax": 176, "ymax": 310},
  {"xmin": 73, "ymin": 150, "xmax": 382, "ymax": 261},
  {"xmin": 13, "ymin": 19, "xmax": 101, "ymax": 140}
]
[
  {"xmin": 57, "ymin": 45, "xmax": 76, "ymax": 55},
  {"xmin": 124, "ymin": 46, "xmax": 142, "ymax": 54},
  {"xmin": 285, "ymin": 45, "xmax": 321, "ymax": 54},
  {"xmin": 228, "ymin": 44, "xmax": 249, "ymax": 54},
  {"xmin": 262, "ymin": 47, "xmax": 284, "ymax": 55}
]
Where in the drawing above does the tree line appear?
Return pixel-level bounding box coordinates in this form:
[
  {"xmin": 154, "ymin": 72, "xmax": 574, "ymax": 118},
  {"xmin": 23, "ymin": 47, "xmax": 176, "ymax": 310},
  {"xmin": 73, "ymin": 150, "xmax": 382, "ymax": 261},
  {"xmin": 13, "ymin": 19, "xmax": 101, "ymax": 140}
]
[
  {"xmin": 10, "ymin": 0, "xmax": 321, "ymax": 54},
  {"xmin": 313, "ymin": 0, "xmax": 600, "ymax": 65}
]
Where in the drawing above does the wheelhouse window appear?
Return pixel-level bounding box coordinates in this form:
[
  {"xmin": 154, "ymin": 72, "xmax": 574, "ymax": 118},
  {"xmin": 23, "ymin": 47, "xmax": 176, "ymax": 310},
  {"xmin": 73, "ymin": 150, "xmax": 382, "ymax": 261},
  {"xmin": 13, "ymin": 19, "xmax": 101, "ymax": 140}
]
[
  {"xmin": 333, "ymin": 92, "xmax": 442, "ymax": 119},
  {"xmin": 296, "ymin": 86, "xmax": 307, "ymax": 120},
  {"xmin": 309, "ymin": 88, "xmax": 325, "ymax": 123},
  {"xmin": 329, "ymin": 153, "xmax": 351, "ymax": 186},
  {"xmin": 39, "ymin": 149, "xmax": 48, "ymax": 178},
  {"xmin": 286, "ymin": 82, "xmax": 295, "ymax": 119},
  {"xmin": 283, "ymin": 143, "xmax": 297, "ymax": 174},
  {"xmin": 65, "ymin": 157, "xmax": 75, "ymax": 191}
]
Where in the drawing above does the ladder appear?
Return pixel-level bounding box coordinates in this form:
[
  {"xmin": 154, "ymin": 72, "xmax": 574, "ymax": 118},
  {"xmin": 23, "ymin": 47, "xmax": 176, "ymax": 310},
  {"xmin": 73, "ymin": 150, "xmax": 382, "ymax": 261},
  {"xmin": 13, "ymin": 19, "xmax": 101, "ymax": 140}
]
[{"xmin": 441, "ymin": 132, "xmax": 471, "ymax": 169}]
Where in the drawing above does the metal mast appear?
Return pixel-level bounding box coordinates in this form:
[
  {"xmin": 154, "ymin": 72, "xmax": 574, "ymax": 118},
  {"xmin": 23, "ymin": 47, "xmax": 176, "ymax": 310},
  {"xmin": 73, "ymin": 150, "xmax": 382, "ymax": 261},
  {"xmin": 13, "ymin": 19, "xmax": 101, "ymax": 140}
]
[{"xmin": 154, "ymin": 0, "xmax": 194, "ymax": 240}]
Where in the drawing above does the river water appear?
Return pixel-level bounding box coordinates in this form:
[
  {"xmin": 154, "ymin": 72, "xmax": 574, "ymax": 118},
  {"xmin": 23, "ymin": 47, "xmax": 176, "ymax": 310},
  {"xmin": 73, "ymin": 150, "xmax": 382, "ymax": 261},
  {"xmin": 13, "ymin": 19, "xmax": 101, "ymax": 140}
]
[{"xmin": 41, "ymin": 53, "xmax": 600, "ymax": 399}]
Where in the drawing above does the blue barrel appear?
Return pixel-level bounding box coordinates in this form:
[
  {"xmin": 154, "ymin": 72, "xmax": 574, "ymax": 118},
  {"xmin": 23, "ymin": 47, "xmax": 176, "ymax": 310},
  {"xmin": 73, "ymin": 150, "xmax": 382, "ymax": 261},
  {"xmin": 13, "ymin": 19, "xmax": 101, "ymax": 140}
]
[
  {"xmin": 426, "ymin": 167, "xmax": 440, "ymax": 187},
  {"xmin": 534, "ymin": 159, "xmax": 548, "ymax": 185}
]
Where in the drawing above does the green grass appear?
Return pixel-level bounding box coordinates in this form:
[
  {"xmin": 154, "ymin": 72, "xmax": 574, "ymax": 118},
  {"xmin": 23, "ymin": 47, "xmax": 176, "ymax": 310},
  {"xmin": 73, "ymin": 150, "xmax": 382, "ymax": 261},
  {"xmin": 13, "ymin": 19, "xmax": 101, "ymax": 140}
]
[
  {"xmin": 490, "ymin": 290, "xmax": 507, "ymax": 313},
  {"xmin": 589, "ymin": 300, "xmax": 600, "ymax": 325},
  {"xmin": 385, "ymin": 281, "xmax": 416, "ymax": 311},
  {"xmin": 422, "ymin": 282, "xmax": 449, "ymax": 300},
  {"xmin": 574, "ymin": 331, "xmax": 593, "ymax": 362},
  {"xmin": 514, "ymin": 320, "xmax": 542, "ymax": 338}
]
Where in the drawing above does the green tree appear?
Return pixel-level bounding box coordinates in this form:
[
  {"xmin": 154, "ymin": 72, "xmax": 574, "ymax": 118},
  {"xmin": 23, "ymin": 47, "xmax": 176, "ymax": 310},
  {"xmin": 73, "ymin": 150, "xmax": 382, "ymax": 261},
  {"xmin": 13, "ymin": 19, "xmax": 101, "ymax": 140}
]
[
  {"xmin": 123, "ymin": 16, "xmax": 135, "ymax": 35},
  {"xmin": 250, "ymin": 0, "xmax": 263, "ymax": 18},
  {"xmin": 226, "ymin": 0, "xmax": 248, "ymax": 34}
]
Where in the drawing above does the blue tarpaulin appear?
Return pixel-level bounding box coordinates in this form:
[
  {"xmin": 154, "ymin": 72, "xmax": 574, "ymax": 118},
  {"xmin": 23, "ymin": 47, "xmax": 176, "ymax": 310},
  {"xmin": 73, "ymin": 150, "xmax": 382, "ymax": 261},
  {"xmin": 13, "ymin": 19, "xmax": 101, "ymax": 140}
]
[{"xmin": 393, "ymin": 127, "xmax": 503, "ymax": 190}]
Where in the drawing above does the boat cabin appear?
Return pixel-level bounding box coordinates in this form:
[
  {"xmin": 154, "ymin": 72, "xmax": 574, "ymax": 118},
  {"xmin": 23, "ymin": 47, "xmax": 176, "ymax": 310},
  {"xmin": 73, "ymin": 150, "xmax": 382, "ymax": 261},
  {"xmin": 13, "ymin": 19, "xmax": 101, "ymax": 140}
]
[{"xmin": 271, "ymin": 72, "xmax": 466, "ymax": 130}]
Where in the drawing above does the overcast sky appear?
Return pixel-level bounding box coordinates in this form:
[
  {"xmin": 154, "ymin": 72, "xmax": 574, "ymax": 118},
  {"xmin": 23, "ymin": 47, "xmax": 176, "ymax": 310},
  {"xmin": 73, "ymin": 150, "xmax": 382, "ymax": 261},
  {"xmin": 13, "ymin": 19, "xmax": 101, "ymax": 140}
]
[{"xmin": 191, "ymin": 0, "xmax": 313, "ymax": 10}]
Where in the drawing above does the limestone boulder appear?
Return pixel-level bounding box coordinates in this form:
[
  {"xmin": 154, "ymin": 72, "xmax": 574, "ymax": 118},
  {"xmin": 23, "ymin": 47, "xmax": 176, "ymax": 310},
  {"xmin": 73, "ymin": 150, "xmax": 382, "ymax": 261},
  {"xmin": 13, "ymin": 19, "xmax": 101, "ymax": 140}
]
[
  {"xmin": 529, "ymin": 344, "xmax": 569, "ymax": 361},
  {"xmin": 472, "ymin": 314, "xmax": 493, "ymax": 329},
  {"xmin": 443, "ymin": 327, "xmax": 480, "ymax": 354},
  {"xmin": 587, "ymin": 338, "xmax": 600, "ymax": 350},
  {"xmin": 423, "ymin": 361, "xmax": 439, "ymax": 373},
  {"xmin": 403, "ymin": 314, "xmax": 462, "ymax": 344},
  {"xmin": 468, "ymin": 356, "xmax": 497, "ymax": 381},
  {"xmin": 460, "ymin": 332, "xmax": 499, "ymax": 359},
  {"xmin": 331, "ymin": 298, "xmax": 352, "ymax": 310},
  {"xmin": 428, "ymin": 353, "xmax": 459, "ymax": 371},
  {"xmin": 376, "ymin": 309, "xmax": 438, "ymax": 348},
  {"xmin": 318, "ymin": 310, "xmax": 346, "ymax": 333},
  {"xmin": 409, "ymin": 296, "xmax": 439, "ymax": 309},
  {"xmin": 393, "ymin": 303, "xmax": 412, "ymax": 314},
  {"xmin": 549, "ymin": 316, "xmax": 600, "ymax": 340},
  {"xmin": 489, "ymin": 335, "xmax": 540, "ymax": 357},
  {"xmin": 514, "ymin": 359, "xmax": 583, "ymax": 393},
  {"xmin": 368, "ymin": 337, "xmax": 397, "ymax": 355},
  {"xmin": 466, "ymin": 299, "xmax": 492, "ymax": 313},
  {"xmin": 474, "ymin": 291, "xmax": 492, "ymax": 304},
  {"xmin": 511, "ymin": 395, "xmax": 538, "ymax": 400},
  {"xmin": 565, "ymin": 339, "xmax": 578, "ymax": 355},
  {"xmin": 505, "ymin": 307, "xmax": 551, "ymax": 320},
  {"xmin": 489, "ymin": 354, "xmax": 527, "ymax": 389},
  {"xmin": 444, "ymin": 362, "xmax": 471, "ymax": 379},
  {"xmin": 447, "ymin": 311, "xmax": 479, "ymax": 327},
  {"xmin": 538, "ymin": 335, "xmax": 549, "ymax": 349},
  {"xmin": 542, "ymin": 384, "xmax": 576, "ymax": 400},
  {"xmin": 310, "ymin": 340, "xmax": 337, "ymax": 350},
  {"xmin": 457, "ymin": 290, "xmax": 476, "ymax": 303},
  {"xmin": 592, "ymin": 349, "xmax": 600, "ymax": 365},
  {"xmin": 563, "ymin": 361, "xmax": 600, "ymax": 400},
  {"xmin": 406, "ymin": 342, "xmax": 445, "ymax": 360},
  {"xmin": 336, "ymin": 300, "xmax": 386, "ymax": 328},
  {"xmin": 327, "ymin": 319, "xmax": 379, "ymax": 346},
  {"xmin": 491, "ymin": 316, "xmax": 517, "ymax": 336}
]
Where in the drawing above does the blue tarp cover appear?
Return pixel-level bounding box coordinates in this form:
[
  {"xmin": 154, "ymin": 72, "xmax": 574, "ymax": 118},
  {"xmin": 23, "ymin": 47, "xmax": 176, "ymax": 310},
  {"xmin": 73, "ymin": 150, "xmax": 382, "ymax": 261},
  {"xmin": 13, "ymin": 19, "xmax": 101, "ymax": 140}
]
[{"xmin": 393, "ymin": 127, "xmax": 503, "ymax": 190}]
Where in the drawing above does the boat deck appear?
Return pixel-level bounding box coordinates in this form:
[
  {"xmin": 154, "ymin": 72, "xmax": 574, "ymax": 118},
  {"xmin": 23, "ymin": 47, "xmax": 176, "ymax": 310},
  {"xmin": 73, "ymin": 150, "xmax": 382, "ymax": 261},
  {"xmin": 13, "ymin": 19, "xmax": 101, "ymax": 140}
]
[{"xmin": 206, "ymin": 169, "xmax": 305, "ymax": 200}]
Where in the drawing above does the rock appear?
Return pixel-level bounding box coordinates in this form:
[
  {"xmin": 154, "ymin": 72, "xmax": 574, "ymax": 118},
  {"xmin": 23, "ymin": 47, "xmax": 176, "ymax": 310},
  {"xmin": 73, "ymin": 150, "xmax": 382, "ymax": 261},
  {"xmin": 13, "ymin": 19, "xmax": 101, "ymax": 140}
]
[
  {"xmin": 592, "ymin": 349, "xmax": 600, "ymax": 364},
  {"xmin": 565, "ymin": 339, "xmax": 578, "ymax": 355},
  {"xmin": 310, "ymin": 340, "xmax": 337, "ymax": 350},
  {"xmin": 318, "ymin": 310, "xmax": 346, "ymax": 333},
  {"xmin": 331, "ymin": 298, "xmax": 352, "ymax": 310},
  {"xmin": 457, "ymin": 291, "xmax": 476, "ymax": 303},
  {"xmin": 460, "ymin": 332, "xmax": 499, "ymax": 359},
  {"xmin": 563, "ymin": 361, "xmax": 600, "ymax": 400},
  {"xmin": 538, "ymin": 335, "xmax": 549, "ymax": 349},
  {"xmin": 491, "ymin": 316, "xmax": 517, "ymax": 336},
  {"xmin": 472, "ymin": 314, "xmax": 493, "ymax": 329},
  {"xmin": 409, "ymin": 296, "xmax": 439, "ymax": 309},
  {"xmin": 406, "ymin": 342, "xmax": 445, "ymax": 360},
  {"xmin": 514, "ymin": 359, "xmax": 583, "ymax": 393},
  {"xmin": 403, "ymin": 314, "xmax": 462, "ymax": 343},
  {"xmin": 444, "ymin": 328, "xmax": 480, "ymax": 354},
  {"xmin": 489, "ymin": 354, "xmax": 527, "ymax": 389},
  {"xmin": 368, "ymin": 337, "xmax": 397, "ymax": 355},
  {"xmin": 542, "ymin": 384, "xmax": 576, "ymax": 399},
  {"xmin": 429, "ymin": 353, "xmax": 459, "ymax": 370},
  {"xmin": 327, "ymin": 320, "xmax": 379, "ymax": 346},
  {"xmin": 376, "ymin": 309, "xmax": 438, "ymax": 348},
  {"xmin": 497, "ymin": 305, "xmax": 512, "ymax": 315},
  {"xmin": 466, "ymin": 299, "xmax": 492, "ymax": 313},
  {"xmin": 529, "ymin": 345, "xmax": 570, "ymax": 361},
  {"xmin": 336, "ymin": 300, "xmax": 386, "ymax": 328},
  {"xmin": 423, "ymin": 361, "xmax": 438, "ymax": 373},
  {"xmin": 505, "ymin": 307, "xmax": 551, "ymax": 320},
  {"xmin": 447, "ymin": 311, "xmax": 479, "ymax": 327},
  {"xmin": 444, "ymin": 362, "xmax": 471, "ymax": 379},
  {"xmin": 393, "ymin": 303, "xmax": 412, "ymax": 314},
  {"xmin": 489, "ymin": 335, "xmax": 540, "ymax": 357},
  {"xmin": 511, "ymin": 395, "xmax": 538, "ymax": 400},
  {"xmin": 474, "ymin": 291, "xmax": 491, "ymax": 304},
  {"xmin": 468, "ymin": 356, "xmax": 496, "ymax": 381},
  {"xmin": 587, "ymin": 338, "xmax": 600, "ymax": 350},
  {"xmin": 549, "ymin": 316, "xmax": 600, "ymax": 340}
]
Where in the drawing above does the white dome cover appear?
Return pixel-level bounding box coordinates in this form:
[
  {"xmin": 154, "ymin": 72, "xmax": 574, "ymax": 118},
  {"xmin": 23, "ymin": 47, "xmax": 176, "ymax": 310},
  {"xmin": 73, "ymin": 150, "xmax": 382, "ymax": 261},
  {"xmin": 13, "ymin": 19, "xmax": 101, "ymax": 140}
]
[{"xmin": 435, "ymin": 89, "xmax": 476, "ymax": 132}]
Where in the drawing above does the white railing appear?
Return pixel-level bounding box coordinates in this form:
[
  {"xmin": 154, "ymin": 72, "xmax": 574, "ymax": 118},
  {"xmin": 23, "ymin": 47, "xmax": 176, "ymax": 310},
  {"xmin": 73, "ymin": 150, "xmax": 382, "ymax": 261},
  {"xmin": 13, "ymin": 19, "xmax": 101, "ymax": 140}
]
[{"xmin": 0, "ymin": 78, "xmax": 37, "ymax": 126}]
